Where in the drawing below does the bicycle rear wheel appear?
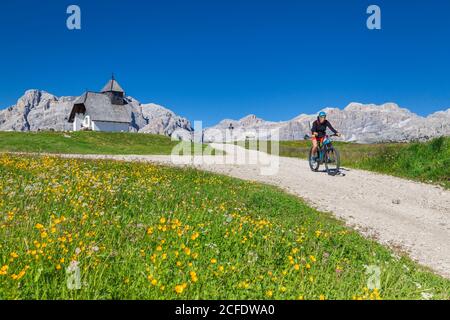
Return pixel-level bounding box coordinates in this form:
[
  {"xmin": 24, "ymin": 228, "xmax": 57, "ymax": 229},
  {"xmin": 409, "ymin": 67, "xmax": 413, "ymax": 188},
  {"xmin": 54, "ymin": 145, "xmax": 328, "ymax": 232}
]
[
  {"xmin": 325, "ymin": 147, "xmax": 340, "ymax": 175},
  {"xmin": 309, "ymin": 147, "xmax": 320, "ymax": 171}
]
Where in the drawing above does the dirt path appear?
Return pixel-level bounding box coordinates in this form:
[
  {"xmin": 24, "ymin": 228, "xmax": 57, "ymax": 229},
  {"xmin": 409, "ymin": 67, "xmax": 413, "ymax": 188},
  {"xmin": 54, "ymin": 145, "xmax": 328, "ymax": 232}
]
[{"xmin": 25, "ymin": 144, "xmax": 450, "ymax": 278}]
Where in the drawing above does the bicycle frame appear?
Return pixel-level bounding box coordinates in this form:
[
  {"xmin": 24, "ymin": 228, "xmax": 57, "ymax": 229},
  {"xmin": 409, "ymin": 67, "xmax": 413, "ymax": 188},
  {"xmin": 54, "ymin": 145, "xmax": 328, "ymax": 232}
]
[{"xmin": 317, "ymin": 135, "xmax": 333, "ymax": 162}]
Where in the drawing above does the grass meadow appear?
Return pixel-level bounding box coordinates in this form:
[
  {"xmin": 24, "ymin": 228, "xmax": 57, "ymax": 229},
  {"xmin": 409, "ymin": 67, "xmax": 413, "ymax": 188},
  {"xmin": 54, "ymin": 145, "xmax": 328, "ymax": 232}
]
[
  {"xmin": 0, "ymin": 131, "xmax": 218, "ymax": 156},
  {"xmin": 1, "ymin": 154, "xmax": 449, "ymax": 300}
]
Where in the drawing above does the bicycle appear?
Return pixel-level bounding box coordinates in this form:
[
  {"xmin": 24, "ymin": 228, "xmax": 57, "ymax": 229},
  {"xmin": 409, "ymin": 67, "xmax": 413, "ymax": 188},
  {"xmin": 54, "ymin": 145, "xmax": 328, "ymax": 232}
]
[{"xmin": 309, "ymin": 134, "xmax": 341, "ymax": 175}]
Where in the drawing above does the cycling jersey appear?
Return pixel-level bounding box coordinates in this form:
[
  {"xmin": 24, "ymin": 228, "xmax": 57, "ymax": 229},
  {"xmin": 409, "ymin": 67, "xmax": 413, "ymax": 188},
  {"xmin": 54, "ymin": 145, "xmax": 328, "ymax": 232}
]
[{"xmin": 311, "ymin": 119, "xmax": 338, "ymax": 138}]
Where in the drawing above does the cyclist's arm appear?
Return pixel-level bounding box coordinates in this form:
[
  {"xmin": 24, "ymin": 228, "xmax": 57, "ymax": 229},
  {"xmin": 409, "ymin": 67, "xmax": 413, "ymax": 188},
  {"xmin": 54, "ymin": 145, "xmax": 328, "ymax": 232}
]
[
  {"xmin": 311, "ymin": 121, "xmax": 318, "ymax": 136},
  {"xmin": 326, "ymin": 121, "xmax": 338, "ymax": 134}
]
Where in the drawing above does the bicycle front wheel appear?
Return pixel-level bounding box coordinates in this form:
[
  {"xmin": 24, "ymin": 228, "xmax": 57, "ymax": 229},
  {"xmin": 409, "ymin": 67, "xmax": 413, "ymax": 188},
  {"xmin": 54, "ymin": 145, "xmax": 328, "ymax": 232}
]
[
  {"xmin": 309, "ymin": 147, "xmax": 320, "ymax": 172},
  {"xmin": 325, "ymin": 147, "xmax": 340, "ymax": 175}
]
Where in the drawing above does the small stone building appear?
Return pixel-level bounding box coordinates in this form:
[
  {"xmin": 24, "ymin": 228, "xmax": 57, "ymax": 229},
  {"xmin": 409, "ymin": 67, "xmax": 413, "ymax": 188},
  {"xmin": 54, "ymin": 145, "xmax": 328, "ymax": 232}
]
[{"xmin": 68, "ymin": 77, "xmax": 131, "ymax": 132}]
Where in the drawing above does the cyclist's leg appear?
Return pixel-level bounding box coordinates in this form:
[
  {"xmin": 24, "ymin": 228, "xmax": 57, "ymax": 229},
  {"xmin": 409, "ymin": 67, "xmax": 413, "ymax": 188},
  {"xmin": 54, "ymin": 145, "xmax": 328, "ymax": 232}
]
[
  {"xmin": 311, "ymin": 138, "xmax": 318, "ymax": 159},
  {"xmin": 317, "ymin": 138, "xmax": 325, "ymax": 160}
]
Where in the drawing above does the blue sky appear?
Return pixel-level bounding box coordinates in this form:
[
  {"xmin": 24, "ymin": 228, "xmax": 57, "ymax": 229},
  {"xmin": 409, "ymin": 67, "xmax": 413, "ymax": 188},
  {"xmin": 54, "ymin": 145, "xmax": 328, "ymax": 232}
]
[{"xmin": 0, "ymin": 0, "xmax": 449, "ymax": 126}]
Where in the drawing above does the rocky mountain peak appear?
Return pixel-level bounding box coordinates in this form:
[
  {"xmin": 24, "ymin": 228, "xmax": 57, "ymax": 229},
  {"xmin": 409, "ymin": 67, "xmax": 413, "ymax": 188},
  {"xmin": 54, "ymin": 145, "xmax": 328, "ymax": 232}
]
[
  {"xmin": 238, "ymin": 114, "xmax": 265, "ymax": 126},
  {"xmin": 344, "ymin": 102, "xmax": 400, "ymax": 112},
  {"xmin": 428, "ymin": 109, "xmax": 450, "ymax": 118},
  {"xmin": 19, "ymin": 90, "xmax": 56, "ymax": 106}
]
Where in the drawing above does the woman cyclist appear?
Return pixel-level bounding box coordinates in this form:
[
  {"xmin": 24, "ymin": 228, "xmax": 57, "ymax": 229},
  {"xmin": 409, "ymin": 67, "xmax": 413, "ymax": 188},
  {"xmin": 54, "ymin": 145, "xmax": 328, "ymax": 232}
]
[{"xmin": 311, "ymin": 111, "xmax": 341, "ymax": 161}]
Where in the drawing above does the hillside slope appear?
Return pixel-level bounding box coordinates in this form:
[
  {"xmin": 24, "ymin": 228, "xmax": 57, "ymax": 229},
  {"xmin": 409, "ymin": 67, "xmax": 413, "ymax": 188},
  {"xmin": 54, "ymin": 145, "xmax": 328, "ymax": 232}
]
[
  {"xmin": 0, "ymin": 131, "xmax": 205, "ymax": 155},
  {"xmin": 352, "ymin": 137, "xmax": 450, "ymax": 189}
]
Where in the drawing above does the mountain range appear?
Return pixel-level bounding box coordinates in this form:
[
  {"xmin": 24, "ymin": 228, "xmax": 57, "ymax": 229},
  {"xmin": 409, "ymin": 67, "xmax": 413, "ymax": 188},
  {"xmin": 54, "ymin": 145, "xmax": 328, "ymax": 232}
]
[
  {"xmin": 0, "ymin": 90, "xmax": 449, "ymax": 143},
  {"xmin": 203, "ymin": 103, "xmax": 450, "ymax": 143}
]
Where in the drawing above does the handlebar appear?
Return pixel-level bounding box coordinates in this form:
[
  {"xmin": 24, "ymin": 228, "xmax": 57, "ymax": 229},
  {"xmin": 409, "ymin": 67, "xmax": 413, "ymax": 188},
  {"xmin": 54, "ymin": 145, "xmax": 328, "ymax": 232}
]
[{"xmin": 312, "ymin": 133, "xmax": 341, "ymax": 138}]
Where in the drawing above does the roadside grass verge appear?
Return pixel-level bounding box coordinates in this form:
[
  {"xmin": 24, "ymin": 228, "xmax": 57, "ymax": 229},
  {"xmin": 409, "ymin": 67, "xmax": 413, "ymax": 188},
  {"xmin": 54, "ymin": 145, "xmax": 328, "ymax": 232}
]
[
  {"xmin": 0, "ymin": 131, "xmax": 221, "ymax": 156},
  {"xmin": 235, "ymin": 137, "xmax": 450, "ymax": 189},
  {"xmin": 0, "ymin": 154, "xmax": 449, "ymax": 299}
]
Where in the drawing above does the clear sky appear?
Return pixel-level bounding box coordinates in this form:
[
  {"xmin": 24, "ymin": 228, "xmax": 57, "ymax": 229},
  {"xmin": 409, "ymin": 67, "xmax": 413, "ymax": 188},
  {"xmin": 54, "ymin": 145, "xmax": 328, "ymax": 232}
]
[{"xmin": 0, "ymin": 0, "xmax": 449, "ymax": 126}]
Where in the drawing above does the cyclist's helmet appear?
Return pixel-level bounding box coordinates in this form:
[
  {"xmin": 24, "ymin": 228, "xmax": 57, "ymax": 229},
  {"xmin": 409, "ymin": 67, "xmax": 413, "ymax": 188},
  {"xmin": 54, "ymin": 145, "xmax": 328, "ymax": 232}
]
[{"xmin": 318, "ymin": 111, "xmax": 327, "ymax": 118}]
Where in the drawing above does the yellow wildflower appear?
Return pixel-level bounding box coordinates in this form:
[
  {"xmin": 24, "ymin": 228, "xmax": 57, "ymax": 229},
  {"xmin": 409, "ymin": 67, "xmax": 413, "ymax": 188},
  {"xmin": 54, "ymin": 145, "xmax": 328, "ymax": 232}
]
[
  {"xmin": 190, "ymin": 271, "xmax": 198, "ymax": 282},
  {"xmin": 191, "ymin": 232, "xmax": 200, "ymax": 241},
  {"xmin": 0, "ymin": 265, "xmax": 8, "ymax": 275},
  {"xmin": 175, "ymin": 283, "xmax": 187, "ymax": 294}
]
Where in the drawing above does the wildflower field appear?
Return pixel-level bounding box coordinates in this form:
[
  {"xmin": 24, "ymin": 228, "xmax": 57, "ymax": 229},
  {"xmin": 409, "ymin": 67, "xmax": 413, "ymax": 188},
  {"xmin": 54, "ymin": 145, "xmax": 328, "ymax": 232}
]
[{"xmin": 0, "ymin": 154, "xmax": 449, "ymax": 300}]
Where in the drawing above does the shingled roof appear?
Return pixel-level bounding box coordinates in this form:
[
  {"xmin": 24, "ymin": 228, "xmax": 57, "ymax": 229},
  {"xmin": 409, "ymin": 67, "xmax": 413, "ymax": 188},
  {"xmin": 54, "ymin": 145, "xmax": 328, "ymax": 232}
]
[
  {"xmin": 101, "ymin": 78, "xmax": 125, "ymax": 93},
  {"xmin": 68, "ymin": 91, "xmax": 131, "ymax": 123}
]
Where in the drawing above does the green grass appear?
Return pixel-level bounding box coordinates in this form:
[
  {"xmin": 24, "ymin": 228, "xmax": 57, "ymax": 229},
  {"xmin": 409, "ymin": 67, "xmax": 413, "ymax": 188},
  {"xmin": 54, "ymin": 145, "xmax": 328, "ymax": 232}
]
[
  {"xmin": 0, "ymin": 131, "xmax": 219, "ymax": 156},
  {"xmin": 236, "ymin": 137, "xmax": 450, "ymax": 189},
  {"xmin": 0, "ymin": 154, "xmax": 449, "ymax": 300},
  {"xmin": 351, "ymin": 137, "xmax": 450, "ymax": 189}
]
